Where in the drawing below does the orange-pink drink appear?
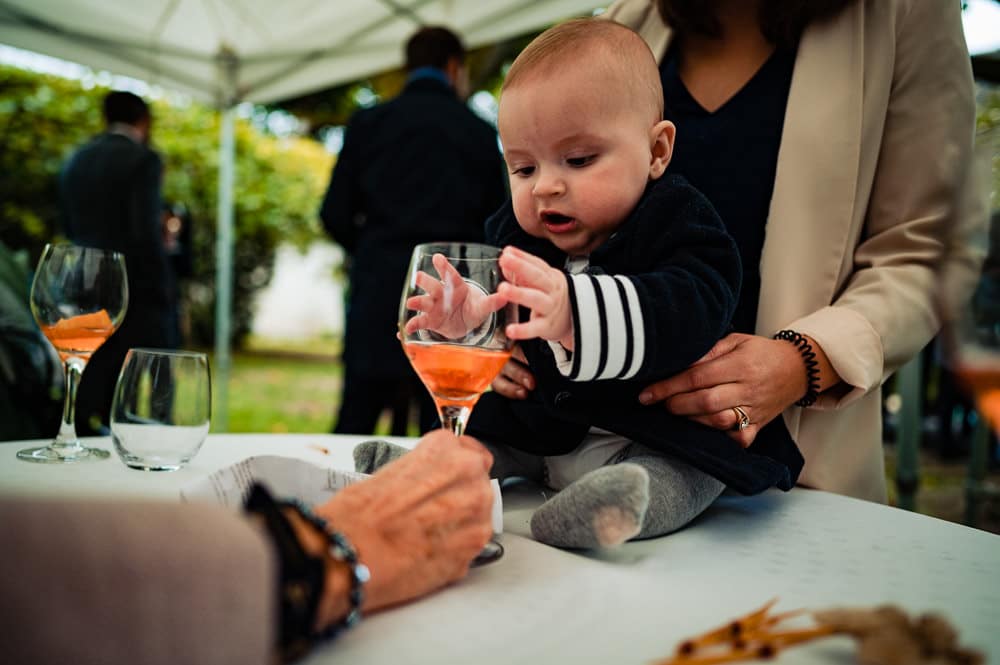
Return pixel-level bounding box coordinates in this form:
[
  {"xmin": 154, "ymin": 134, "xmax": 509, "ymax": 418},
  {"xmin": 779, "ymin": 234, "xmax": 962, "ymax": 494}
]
[
  {"xmin": 41, "ymin": 309, "xmax": 116, "ymax": 361},
  {"xmin": 403, "ymin": 341, "xmax": 511, "ymax": 409}
]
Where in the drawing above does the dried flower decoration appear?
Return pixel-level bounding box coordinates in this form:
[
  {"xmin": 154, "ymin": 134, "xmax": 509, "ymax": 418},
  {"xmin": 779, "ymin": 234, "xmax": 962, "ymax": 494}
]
[{"xmin": 654, "ymin": 599, "xmax": 984, "ymax": 665}]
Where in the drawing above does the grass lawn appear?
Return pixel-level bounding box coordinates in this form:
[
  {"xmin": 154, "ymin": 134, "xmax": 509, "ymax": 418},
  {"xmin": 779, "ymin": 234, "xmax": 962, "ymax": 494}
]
[
  {"xmin": 219, "ymin": 351, "xmax": 342, "ymax": 433},
  {"xmin": 215, "ymin": 338, "xmax": 409, "ymax": 435}
]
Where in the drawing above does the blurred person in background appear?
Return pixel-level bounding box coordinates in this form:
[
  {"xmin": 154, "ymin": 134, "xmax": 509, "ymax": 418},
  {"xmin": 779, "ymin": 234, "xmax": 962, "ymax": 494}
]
[
  {"xmin": 60, "ymin": 90, "xmax": 180, "ymax": 435},
  {"xmin": 320, "ymin": 26, "xmax": 507, "ymax": 436}
]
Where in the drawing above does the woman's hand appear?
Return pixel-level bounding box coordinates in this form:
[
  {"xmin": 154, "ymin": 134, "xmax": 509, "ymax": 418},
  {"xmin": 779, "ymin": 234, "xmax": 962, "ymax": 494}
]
[
  {"xmin": 638, "ymin": 333, "xmax": 818, "ymax": 447},
  {"xmin": 313, "ymin": 429, "xmax": 494, "ymax": 613},
  {"xmin": 490, "ymin": 346, "xmax": 535, "ymax": 399}
]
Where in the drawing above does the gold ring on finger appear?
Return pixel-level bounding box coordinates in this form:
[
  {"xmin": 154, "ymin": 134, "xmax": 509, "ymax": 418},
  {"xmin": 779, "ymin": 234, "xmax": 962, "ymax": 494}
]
[{"xmin": 731, "ymin": 406, "xmax": 750, "ymax": 431}]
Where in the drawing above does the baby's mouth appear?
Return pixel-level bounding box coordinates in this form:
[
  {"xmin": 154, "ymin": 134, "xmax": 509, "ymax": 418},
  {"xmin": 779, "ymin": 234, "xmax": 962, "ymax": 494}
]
[{"xmin": 541, "ymin": 211, "xmax": 576, "ymax": 233}]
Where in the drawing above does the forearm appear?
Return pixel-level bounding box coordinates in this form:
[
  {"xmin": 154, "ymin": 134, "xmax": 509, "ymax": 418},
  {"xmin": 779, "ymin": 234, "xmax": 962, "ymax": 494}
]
[{"xmin": 282, "ymin": 509, "xmax": 354, "ymax": 630}]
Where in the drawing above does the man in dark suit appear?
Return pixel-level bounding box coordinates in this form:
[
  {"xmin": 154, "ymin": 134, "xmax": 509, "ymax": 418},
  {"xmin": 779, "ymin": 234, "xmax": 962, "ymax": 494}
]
[
  {"xmin": 320, "ymin": 26, "xmax": 507, "ymax": 435},
  {"xmin": 60, "ymin": 90, "xmax": 179, "ymax": 435}
]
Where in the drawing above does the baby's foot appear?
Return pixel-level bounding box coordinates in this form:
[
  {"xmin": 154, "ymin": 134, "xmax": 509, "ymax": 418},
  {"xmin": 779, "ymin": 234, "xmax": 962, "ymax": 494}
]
[
  {"xmin": 353, "ymin": 440, "xmax": 410, "ymax": 473},
  {"xmin": 530, "ymin": 463, "xmax": 649, "ymax": 549}
]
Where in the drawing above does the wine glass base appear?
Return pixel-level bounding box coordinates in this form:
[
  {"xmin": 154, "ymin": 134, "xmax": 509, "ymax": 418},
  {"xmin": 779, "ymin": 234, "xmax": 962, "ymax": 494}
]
[
  {"xmin": 17, "ymin": 445, "xmax": 110, "ymax": 464},
  {"xmin": 471, "ymin": 538, "xmax": 504, "ymax": 566}
]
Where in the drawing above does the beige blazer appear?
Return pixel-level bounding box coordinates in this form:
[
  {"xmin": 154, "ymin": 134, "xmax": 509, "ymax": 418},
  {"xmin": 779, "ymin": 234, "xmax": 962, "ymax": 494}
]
[
  {"xmin": 604, "ymin": 0, "xmax": 979, "ymax": 502},
  {"xmin": 0, "ymin": 497, "xmax": 275, "ymax": 665}
]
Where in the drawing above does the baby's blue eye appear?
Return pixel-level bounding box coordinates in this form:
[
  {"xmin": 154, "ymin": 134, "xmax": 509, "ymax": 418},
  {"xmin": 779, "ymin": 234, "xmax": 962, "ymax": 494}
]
[
  {"xmin": 567, "ymin": 155, "xmax": 596, "ymax": 168},
  {"xmin": 512, "ymin": 166, "xmax": 535, "ymax": 177}
]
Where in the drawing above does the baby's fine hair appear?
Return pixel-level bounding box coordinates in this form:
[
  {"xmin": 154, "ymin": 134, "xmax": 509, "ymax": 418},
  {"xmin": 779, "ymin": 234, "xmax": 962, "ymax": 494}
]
[{"xmin": 502, "ymin": 18, "xmax": 664, "ymax": 123}]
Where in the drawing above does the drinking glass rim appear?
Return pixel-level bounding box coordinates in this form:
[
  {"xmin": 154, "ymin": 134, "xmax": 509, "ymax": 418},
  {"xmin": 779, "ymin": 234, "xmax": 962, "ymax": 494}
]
[
  {"xmin": 412, "ymin": 242, "xmax": 502, "ymax": 261},
  {"xmin": 43, "ymin": 242, "xmax": 125, "ymax": 261},
  {"xmin": 128, "ymin": 347, "xmax": 209, "ymax": 360}
]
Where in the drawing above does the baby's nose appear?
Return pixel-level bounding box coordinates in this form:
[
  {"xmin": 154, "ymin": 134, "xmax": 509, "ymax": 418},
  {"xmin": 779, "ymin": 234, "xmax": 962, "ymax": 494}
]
[{"xmin": 532, "ymin": 170, "xmax": 565, "ymax": 197}]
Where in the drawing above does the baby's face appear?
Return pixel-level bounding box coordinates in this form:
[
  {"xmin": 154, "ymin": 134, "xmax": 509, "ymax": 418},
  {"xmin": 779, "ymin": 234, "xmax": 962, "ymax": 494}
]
[{"xmin": 498, "ymin": 66, "xmax": 662, "ymax": 256}]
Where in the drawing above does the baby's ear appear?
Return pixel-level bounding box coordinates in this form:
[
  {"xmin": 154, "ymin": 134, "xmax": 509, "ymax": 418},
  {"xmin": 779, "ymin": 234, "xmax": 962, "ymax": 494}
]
[{"xmin": 648, "ymin": 120, "xmax": 675, "ymax": 180}]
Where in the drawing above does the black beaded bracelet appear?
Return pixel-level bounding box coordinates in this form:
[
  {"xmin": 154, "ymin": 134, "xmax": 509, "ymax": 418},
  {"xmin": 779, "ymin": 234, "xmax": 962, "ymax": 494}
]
[
  {"xmin": 244, "ymin": 483, "xmax": 369, "ymax": 662},
  {"xmin": 284, "ymin": 497, "xmax": 370, "ymax": 637},
  {"xmin": 773, "ymin": 329, "xmax": 821, "ymax": 407}
]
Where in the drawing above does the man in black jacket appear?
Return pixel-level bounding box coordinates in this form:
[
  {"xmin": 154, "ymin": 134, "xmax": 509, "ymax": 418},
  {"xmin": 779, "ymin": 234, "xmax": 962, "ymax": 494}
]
[
  {"xmin": 320, "ymin": 26, "xmax": 507, "ymax": 435},
  {"xmin": 60, "ymin": 90, "xmax": 178, "ymax": 435}
]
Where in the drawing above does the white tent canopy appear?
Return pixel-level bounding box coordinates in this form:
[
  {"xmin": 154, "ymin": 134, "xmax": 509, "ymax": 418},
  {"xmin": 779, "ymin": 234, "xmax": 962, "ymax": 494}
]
[
  {"xmin": 0, "ymin": 0, "xmax": 604, "ymax": 428},
  {"xmin": 0, "ymin": 0, "xmax": 605, "ymax": 104}
]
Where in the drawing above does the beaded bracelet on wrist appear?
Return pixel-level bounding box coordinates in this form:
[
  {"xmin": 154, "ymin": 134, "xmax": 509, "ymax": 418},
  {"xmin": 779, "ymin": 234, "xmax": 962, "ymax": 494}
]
[
  {"xmin": 244, "ymin": 483, "xmax": 369, "ymax": 662},
  {"xmin": 773, "ymin": 329, "xmax": 821, "ymax": 407},
  {"xmin": 285, "ymin": 497, "xmax": 371, "ymax": 636}
]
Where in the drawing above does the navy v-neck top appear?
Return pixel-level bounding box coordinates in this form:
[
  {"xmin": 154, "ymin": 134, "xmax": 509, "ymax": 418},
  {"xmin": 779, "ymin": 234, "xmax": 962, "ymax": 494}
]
[{"xmin": 660, "ymin": 45, "xmax": 796, "ymax": 334}]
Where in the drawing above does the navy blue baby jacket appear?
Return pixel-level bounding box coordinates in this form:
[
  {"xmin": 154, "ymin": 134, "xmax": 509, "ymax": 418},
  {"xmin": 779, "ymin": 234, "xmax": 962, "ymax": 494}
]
[{"xmin": 466, "ymin": 174, "xmax": 803, "ymax": 495}]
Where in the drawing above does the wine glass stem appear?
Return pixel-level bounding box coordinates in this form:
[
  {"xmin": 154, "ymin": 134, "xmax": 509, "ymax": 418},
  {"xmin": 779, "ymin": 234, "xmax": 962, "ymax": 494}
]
[
  {"xmin": 439, "ymin": 405, "xmax": 471, "ymax": 436},
  {"xmin": 55, "ymin": 356, "xmax": 86, "ymax": 451}
]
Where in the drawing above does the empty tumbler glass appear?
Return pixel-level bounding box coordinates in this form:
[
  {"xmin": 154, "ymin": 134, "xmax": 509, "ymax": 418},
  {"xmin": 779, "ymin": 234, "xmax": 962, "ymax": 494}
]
[{"xmin": 111, "ymin": 348, "xmax": 211, "ymax": 471}]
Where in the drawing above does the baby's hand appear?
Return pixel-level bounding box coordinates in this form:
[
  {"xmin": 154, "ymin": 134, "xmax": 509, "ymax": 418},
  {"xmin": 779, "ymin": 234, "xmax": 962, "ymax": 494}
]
[
  {"xmin": 498, "ymin": 246, "xmax": 574, "ymax": 350},
  {"xmin": 404, "ymin": 253, "xmax": 507, "ymax": 340}
]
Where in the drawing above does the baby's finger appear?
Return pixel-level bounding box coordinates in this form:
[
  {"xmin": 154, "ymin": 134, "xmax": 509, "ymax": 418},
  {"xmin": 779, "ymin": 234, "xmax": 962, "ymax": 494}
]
[
  {"xmin": 433, "ymin": 254, "xmax": 464, "ymax": 288},
  {"xmin": 405, "ymin": 294, "xmax": 436, "ymax": 312},
  {"xmin": 474, "ymin": 292, "xmax": 509, "ymax": 318},
  {"xmin": 499, "ymin": 282, "xmax": 550, "ymax": 313},
  {"xmin": 413, "ymin": 271, "xmax": 442, "ymax": 297},
  {"xmin": 404, "ymin": 315, "xmax": 429, "ymax": 334},
  {"xmin": 502, "ymin": 245, "xmax": 550, "ymax": 270},
  {"xmin": 505, "ymin": 319, "xmax": 552, "ymax": 341},
  {"xmin": 500, "ymin": 248, "xmax": 557, "ymax": 289}
]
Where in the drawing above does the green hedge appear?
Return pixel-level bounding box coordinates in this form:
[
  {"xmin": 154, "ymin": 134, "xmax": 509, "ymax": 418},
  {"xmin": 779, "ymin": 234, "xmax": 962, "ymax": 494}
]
[{"xmin": 0, "ymin": 64, "xmax": 333, "ymax": 347}]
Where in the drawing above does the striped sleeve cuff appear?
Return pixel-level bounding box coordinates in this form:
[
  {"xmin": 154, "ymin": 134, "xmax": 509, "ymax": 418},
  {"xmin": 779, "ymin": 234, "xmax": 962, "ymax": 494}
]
[{"xmin": 557, "ymin": 273, "xmax": 646, "ymax": 381}]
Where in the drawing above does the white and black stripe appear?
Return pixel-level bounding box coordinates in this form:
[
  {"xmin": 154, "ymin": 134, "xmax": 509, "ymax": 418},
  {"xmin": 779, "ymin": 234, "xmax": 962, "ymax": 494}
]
[{"xmin": 559, "ymin": 273, "xmax": 646, "ymax": 381}]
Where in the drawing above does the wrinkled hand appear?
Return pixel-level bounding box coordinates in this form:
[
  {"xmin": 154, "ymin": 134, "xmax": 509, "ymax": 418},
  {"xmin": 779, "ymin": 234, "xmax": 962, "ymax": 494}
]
[
  {"xmin": 314, "ymin": 429, "xmax": 494, "ymax": 612},
  {"xmin": 498, "ymin": 246, "xmax": 574, "ymax": 350},
  {"xmin": 405, "ymin": 253, "xmax": 507, "ymax": 339},
  {"xmin": 490, "ymin": 345, "xmax": 535, "ymax": 399},
  {"xmin": 638, "ymin": 333, "xmax": 809, "ymax": 447}
]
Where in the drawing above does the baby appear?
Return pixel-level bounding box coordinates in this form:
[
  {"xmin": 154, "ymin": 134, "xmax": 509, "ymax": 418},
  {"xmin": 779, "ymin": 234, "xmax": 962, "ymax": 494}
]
[{"xmin": 357, "ymin": 18, "xmax": 802, "ymax": 549}]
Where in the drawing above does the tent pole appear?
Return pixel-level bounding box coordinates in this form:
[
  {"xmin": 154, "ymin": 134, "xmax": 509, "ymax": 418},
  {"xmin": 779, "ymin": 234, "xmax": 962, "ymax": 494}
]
[
  {"xmin": 213, "ymin": 106, "xmax": 235, "ymax": 431},
  {"xmin": 213, "ymin": 47, "xmax": 238, "ymax": 432}
]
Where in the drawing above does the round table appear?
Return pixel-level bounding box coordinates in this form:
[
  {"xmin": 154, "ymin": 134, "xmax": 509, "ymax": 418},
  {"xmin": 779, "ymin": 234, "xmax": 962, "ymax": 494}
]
[{"xmin": 2, "ymin": 433, "xmax": 998, "ymax": 664}]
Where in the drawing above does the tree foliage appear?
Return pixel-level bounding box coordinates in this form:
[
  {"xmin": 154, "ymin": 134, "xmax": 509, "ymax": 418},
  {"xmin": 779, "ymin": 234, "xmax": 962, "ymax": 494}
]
[{"xmin": 0, "ymin": 64, "xmax": 332, "ymax": 347}]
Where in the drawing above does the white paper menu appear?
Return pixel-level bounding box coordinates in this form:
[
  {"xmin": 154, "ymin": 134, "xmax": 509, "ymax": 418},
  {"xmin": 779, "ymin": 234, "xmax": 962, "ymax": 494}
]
[{"xmin": 181, "ymin": 455, "xmax": 503, "ymax": 533}]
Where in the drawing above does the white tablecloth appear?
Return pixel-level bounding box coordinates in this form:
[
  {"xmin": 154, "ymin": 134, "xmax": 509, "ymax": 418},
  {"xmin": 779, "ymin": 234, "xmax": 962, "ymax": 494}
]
[{"xmin": 2, "ymin": 434, "xmax": 998, "ymax": 664}]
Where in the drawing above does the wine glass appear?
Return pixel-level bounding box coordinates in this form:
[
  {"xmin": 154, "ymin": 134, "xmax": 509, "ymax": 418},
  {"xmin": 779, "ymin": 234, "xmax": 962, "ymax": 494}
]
[
  {"xmin": 937, "ymin": 125, "xmax": 999, "ymax": 523},
  {"xmin": 400, "ymin": 243, "xmax": 518, "ymax": 565},
  {"xmin": 18, "ymin": 244, "xmax": 128, "ymax": 463},
  {"xmin": 399, "ymin": 242, "xmax": 518, "ymax": 436}
]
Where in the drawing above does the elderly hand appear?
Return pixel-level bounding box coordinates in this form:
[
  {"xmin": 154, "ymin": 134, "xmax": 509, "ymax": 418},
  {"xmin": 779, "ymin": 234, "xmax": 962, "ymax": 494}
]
[
  {"xmin": 638, "ymin": 333, "xmax": 815, "ymax": 447},
  {"xmin": 313, "ymin": 429, "xmax": 494, "ymax": 613}
]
